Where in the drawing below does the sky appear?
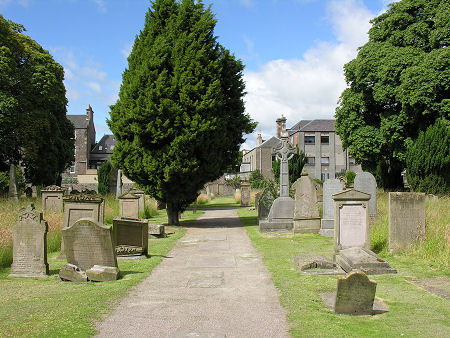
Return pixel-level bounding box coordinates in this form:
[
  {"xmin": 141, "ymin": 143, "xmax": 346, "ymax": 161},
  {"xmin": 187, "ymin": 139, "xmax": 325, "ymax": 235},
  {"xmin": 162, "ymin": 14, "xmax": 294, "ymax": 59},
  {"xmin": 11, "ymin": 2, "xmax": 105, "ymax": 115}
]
[{"xmin": 1, "ymin": 0, "xmax": 395, "ymax": 149}]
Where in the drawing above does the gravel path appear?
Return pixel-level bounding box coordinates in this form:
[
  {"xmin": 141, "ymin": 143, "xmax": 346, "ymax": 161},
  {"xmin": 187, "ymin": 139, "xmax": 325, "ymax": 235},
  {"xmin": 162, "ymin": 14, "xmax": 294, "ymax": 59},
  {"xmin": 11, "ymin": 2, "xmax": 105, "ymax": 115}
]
[{"xmin": 95, "ymin": 207, "xmax": 290, "ymax": 338}]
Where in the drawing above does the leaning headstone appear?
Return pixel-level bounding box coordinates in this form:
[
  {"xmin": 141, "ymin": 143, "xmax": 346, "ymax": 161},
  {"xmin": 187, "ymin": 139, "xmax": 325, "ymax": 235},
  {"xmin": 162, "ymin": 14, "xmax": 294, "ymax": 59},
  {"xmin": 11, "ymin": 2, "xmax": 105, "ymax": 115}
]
[
  {"xmin": 9, "ymin": 204, "xmax": 49, "ymax": 278},
  {"xmin": 62, "ymin": 218, "xmax": 118, "ymax": 273},
  {"xmin": 41, "ymin": 185, "xmax": 64, "ymax": 212},
  {"xmin": 240, "ymin": 181, "xmax": 251, "ymax": 207},
  {"xmin": 334, "ymin": 270, "xmax": 377, "ymax": 315},
  {"xmin": 118, "ymin": 192, "xmax": 140, "ymax": 219},
  {"xmin": 354, "ymin": 172, "xmax": 377, "ymax": 216},
  {"xmin": 389, "ymin": 192, "xmax": 426, "ymax": 253},
  {"xmin": 129, "ymin": 188, "xmax": 145, "ymax": 216},
  {"xmin": 113, "ymin": 217, "xmax": 148, "ymax": 257},
  {"xmin": 292, "ymin": 168, "xmax": 320, "ymax": 233},
  {"xmin": 257, "ymin": 189, "xmax": 274, "ymax": 223},
  {"xmin": 259, "ymin": 130, "xmax": 296, "ymax": 232},
  {"xmin": 320, "ymin": 179, "xmax": 344, "ymax": 237}
]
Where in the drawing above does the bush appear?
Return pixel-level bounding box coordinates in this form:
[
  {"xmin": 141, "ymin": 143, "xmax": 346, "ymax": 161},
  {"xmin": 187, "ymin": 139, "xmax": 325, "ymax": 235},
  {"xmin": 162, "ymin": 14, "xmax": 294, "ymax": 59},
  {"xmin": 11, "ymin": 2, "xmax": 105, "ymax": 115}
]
[
  {"xmin": 225, "ymin": 176, "xmax": 241, "ymax": 189},
  {"xmin": 406, "ymin": 119, "xmax": 450, "ymax": 195},
  {"xmin": 98, "ymin": 161, "xmax": 113, "ymax": 195},
  {"xmin": 345, "ymin": 171, "xmax": 356, "ymax": 185},
  {"xmin": 249, "ymin": 170, "xmax": 266, "ymax": 189}
]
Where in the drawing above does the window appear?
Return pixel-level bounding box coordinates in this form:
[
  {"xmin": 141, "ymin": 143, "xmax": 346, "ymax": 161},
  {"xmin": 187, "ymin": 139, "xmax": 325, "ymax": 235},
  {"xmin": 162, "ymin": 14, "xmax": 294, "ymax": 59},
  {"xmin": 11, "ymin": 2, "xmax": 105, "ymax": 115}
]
[
  {"xmin": 306, "ymin": 157, "xmax": 315, "ymax": 165},
  {"xmin": 321, "ymin": 157, "xmax": 329, "ymax": 165},
  {"xmin": 99, "ymin": 145, "xmax": 103, "ymax": 151},
  {"xmin": 69, "ymin": 164, "xmax": 75, "ymax": 173},
  {"xmin": 349, "ymin": 157, "xmax": 355, "ymax": 165},
  {"xmin": 321, "ymin": 135, "xmax": 329, "ymax": 144},
  {"xmin": 304, "ymin": 136, "xmax": 315, "ymax": 144}
]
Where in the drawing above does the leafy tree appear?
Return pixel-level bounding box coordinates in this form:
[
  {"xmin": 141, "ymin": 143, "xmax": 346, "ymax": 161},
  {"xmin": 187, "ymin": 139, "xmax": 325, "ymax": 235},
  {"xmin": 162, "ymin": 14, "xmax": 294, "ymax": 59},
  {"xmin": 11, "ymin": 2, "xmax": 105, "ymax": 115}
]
[
  {"xmin": 224, "ymin": 175, "xmax": 241, "ymax": 189},
  {"xmin": 98, "ymin": 161, "xmax": 113, "ymax": 195},
  {"xmin": 108, "ymin": 0, "xmax": 255, "ymax": 224},
  {"xmin": 345, "ymin": 170, "xmax": 356, "ymax": 186},
  {"xmin": 249, "ymin": 170, "xmax": 266, "ymax": 189},
  {"xmin": 335, "ymin": 0, "xmax": 449, "ymax": 188},
  {"xmin": 406, "ymin": 118, "xmax": 449, "ymax": 194},
  {"xmin": 0, "ymin": 15, "xmax": 74, "ymax": 186},
  {"xmin": 272, "ymin": 147, "xmax": 306, "ymax": 186}
]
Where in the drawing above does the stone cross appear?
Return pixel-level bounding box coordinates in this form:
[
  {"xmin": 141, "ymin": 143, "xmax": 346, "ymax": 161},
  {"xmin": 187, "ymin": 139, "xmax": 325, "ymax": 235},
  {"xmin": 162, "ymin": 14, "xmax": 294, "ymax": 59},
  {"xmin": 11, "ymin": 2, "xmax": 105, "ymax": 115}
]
[{"xmin": 273, "ymin": 130, "xmax": 296, "ymax": 197}]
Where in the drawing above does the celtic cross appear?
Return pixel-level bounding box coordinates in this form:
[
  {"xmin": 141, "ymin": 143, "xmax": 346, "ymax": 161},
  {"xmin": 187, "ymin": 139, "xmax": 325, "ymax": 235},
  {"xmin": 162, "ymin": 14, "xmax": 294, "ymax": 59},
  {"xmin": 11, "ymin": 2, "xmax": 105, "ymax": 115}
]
[{"xmin": 273, "ymin": 130, "xmax": 296, "ymax": 197}]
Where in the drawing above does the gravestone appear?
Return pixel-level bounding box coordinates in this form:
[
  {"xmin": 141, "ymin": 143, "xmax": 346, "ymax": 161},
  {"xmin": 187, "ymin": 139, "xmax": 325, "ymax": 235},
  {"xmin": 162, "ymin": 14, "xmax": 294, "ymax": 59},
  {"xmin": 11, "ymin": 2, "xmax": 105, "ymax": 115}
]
[
  {"xmin": 149, "ymin": 223, "xmax": 165, "ymax": 237},
  {"xmin": 389, "ymin": 192, "xmax": 426, "ymax": 253},
  {"xmin": 59, "ymin": 194, "xmax": 104, "ymax": 259},
  {"xmin": 257, "ymin": 189, "xmax": 274, "ymax": 224},
  {"xmin": 62, "ymin": 218, "xmax": 118, "ymax": 272},
  {"xmin": 115, "ymin": 169, "xmax": 122, "ymax": 198},
  {"xmin": 119, "ymin": 192, "xmax": 140, "ymax": 219},
  {"xmin": 113, "ymin": 217, "xmax": 148, "ymax": 256},
  {"xmin": 86, "ymin": 265, "xmax": 120, "ymax": 282},
  {"xmin": 128, "ymin": 188, "xmax": 145, "ymax": 216},
  {"xmin": 240, "ymin": 181, "xmax": 251, "ymax": 207},
  {"xmin": 334, "ymin": 270, "xmax": 377, "ymax": 315},
  {"xmin": 259, "ymin": 130, "xmax": 295, "ymax": 232},
  {"xmin": 320, "ymin": 179, "xmax": 344, "ymax": 237},
  {"xmin": 292, "ymin": 168, "xmax": 320, "ymax": 233},
  {"xmin": 254, "ymin": 192, "xmax": 261, "ymax": 211},
  {"xmin": 59, "ymin": 263, "xmax": 88, "ymax": 282},
  {"xmin": 354, "ymin": 172, "xmax": 377, "ymax": 216},
  {"xmin": 41, "ymin": 185, "xmax": 64, "ymax": 212},
  {"xmin": 9, "ymin": 204, "xmax": 49, "ymax": 278}
]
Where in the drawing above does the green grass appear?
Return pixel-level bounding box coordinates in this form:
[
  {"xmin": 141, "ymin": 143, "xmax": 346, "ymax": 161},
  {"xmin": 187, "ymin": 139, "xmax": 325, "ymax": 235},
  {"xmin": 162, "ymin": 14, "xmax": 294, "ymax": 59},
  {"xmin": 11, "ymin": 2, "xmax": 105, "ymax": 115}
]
[
  {"xmin": 195, "ymin": 196, "xmax": 241, "ymax": 208},
  {"xmin": 0, "ymin": 226, "xmax": 186, "ymax": 337},
  {"xmin": 238, "ymin": 208, "xmax": 450, "ymax": 337}
]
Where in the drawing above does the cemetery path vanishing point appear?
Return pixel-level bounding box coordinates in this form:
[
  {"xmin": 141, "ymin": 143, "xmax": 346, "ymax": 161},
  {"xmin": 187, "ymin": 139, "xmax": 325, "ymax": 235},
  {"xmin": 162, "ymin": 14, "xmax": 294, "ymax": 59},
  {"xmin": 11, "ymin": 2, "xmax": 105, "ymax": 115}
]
[{"xmin": 95, "ymin": 207, "xmax": 290, "ymax": 338}]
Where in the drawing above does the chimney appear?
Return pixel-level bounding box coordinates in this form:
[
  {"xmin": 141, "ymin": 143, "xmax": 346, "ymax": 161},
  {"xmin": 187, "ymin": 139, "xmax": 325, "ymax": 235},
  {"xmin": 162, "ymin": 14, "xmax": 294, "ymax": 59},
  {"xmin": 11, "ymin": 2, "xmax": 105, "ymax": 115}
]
[
  {"xmin": 256, "ymin": 133, "xmax": 263, "ymax": 146},
  {"xmin": 276, "ymin": 114, "xmax": 287, "ymax": 138},
  {"xmin": 86, "ymin": 104, "xmax": 94, "ymax": 121}
]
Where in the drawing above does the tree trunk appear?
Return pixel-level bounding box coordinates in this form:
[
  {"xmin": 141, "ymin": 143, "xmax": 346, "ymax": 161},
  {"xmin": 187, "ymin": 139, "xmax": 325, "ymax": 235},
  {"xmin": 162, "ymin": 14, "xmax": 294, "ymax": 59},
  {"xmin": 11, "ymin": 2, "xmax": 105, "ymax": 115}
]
[
  {"xmin": 166, "ymin": 201, "xmax": 180, "ymax": 225},
  {"xmin": 8, "ymin": 163, "xmax": 19, "ymax": 201}
]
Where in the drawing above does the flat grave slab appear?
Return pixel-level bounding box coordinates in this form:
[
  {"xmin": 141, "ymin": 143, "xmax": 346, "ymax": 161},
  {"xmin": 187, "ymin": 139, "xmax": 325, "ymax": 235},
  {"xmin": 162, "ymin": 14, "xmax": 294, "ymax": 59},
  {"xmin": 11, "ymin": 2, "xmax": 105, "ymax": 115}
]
[
  {"xmin": 187, "ymin": 255, "xmax": 236, "ymax": 268},
  {"xmin": 336, "ymin": 247, "xmax": 397, "ymax": 275},
  {"xmin": 187, "ymin": 272, "xmax": 225, "ymax": 288},
  {"xmin": 407, "ymin": 276, "xmax": 450, "ymax": 299}
]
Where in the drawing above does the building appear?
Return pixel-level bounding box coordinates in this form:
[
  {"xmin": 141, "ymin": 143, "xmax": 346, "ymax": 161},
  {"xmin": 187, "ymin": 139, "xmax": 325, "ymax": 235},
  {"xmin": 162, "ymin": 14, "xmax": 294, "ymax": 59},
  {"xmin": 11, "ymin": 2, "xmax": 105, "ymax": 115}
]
[
  {"xmin": 240, "ymin": 135, "xmax": 280, "ymax": 180},
  {"xmin": 288, "ymin": 119, "xmax": 361, "ymax": 180},
  {"xmin": 89, "ymin": 134, "xmax": 116, "ymax": 169}
]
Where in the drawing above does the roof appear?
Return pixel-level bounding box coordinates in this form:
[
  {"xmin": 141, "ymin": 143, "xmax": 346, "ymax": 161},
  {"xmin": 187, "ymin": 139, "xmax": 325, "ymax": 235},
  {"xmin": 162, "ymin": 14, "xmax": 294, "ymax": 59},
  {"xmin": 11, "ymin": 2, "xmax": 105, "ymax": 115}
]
[
  {"xmin": 290, "ymin": 119, "xmax": 336, "ymax": 133},
  {"xmin": 67, "ymin": 115, "xmax": 89, "ymax": 129},
  {"xmin": 258, "ymin": 136, "xmax": 281, "ymax": 149},
  {"xmin": 91, "ymin": 134, "xmax": 116, "ymax": 154}
]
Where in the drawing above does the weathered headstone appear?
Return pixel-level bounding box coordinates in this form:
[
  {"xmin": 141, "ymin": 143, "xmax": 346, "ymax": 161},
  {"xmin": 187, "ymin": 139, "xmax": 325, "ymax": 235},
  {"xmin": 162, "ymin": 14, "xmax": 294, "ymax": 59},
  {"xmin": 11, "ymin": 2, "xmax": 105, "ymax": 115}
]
[
  {"xmin": 128, "ymin": 188, "xmax": 145, "ymax": 216},
  {"xmin": 292, "ymin": 168, "xmax": 320, "ymax": 233},
  {"xmin": 41, "ymin": 185, "xmax": 64, "ymax": 212},
  {"xmin": 259, "ymin": 130, "xmax": 295, "ymax": 232},
  {"xmin": 9, "ymin": 204, "xmax": 49, "ymax": 278},
  {"xmin": 62, "ymin": 218, "xmax": 118, "ymax": 272},
  {"xmin": 354, "ymin": 172, "xmax": 377, "ymax": 216},
  {"xmin": 389, "ymin": 192, "xmax": 426, "ymax": 253},
  {"xmin": 115, "ymin": 169, "xmax": 122, "ymax": 199},
  {"xmin": 113, "ymin": 217, "xmax": 148, "ymax": 257},
  {"xmin": 149, "ymin": 223, "xmax": 165, "ymax": 237},
  {"xmin": 86, "ymin": 265, "xmax": 120, "ymax": 282},
  {"xmin": 320, "ymin": 179, "xmax": 344, "ymax": 237},
  {"xmin": 59, "ymin": 263, "xmax": 88, "ymax": 282},
  {"xmin": 118, "ymin": 192, "xmax": 140, "ymax": 219},
  {"xmin": 333, "ymin": 189, "xmax": 371, "ymax": 253},
  {"xmin": 334, "ymin": 270, "xmax": 377, "ymax": 315},
  {"xmin": 257, "ymin": 189, "xmax": 274, "ymax": 223},
  {"xmin": 240, "ymin": 181, "xmax": 251, "ymax": 207},
  {"xmin": 8, "ymin": 164, "xmax": 19, "ymax": 201}
]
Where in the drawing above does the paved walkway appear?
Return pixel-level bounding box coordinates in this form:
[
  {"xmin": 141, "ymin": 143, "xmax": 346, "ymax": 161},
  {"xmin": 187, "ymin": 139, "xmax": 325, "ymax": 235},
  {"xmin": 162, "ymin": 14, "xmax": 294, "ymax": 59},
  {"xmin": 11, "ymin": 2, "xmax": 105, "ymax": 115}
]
[{"xmin": 96, "ymin": 207, "xmax": 290, "ymax": 338}]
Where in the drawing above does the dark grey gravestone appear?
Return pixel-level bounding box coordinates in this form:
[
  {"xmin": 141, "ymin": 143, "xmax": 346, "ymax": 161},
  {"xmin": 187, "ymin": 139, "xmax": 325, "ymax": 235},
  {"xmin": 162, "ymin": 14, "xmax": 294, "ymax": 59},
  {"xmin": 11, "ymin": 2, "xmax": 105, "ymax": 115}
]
[
  {"xmin": 354, "ymin": 172, "xmax": 377, "ymax": 216},
  {"xmin": 334, "ymin": 270, "xmax": 377, "ymax": 315},
  {"xmin": 9, "ymin": 204, "xmax": 49, "ymax": 278},
  {"xmin": 257, "ymin": 189, "xmax": 274, "ymax": 222},
  {"xmin": 62, "ymin": 218, "xmax": 118, "ymax": 272},
  {"xmin": 113, "ymin": 216, "xmax": 148, "ymax": 257},
  {"xmin": 320, "ymin": 179, "xmax": 344, "ymax": 237}
]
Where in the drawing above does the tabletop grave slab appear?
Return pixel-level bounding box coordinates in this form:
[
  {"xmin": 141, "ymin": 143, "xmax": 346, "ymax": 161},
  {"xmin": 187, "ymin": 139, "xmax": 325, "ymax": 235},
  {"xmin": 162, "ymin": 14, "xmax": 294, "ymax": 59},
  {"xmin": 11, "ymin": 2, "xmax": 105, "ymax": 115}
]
[
  {"xmin": 113, "ymin": 216, "xmax": 148, "ymax": 257},
  {"xmin": 118, "ymin": 192, "xmax": 140, "ymax": 219},
  {"xmin": 128, "ymin": 188, "xmax": 145, "ymax": 216},
  {"xmin": 9, "ymin": 204, "xmax": 49, "ymax": 278},
  {"xmin": 320, "ymin": 179, "xmax": 344, "ymax": 237},
  {"xmin": 354, "ymin": 172, "xmax": 377, "ymax": 216},
  {"xmin": 335, "ymin": 247, "xmax": 397, "ymax": 275},
  {"xmin": 388, "ymin": 192, "xmax": 425, "ymax": 253},
  {"xmin": 292, "ymin": 168, "xmax": 320, "ymax": 233},
  {"xmin": 62, "ymin": 218, "xmax": 118, "ymax": 272},
  {"xmin": 41, "ymin": 185, "xmax": 64, "ymax": 212},
  {"xmin": 240, "ymin": 181, "xmax": 251, "ymax": 207}
]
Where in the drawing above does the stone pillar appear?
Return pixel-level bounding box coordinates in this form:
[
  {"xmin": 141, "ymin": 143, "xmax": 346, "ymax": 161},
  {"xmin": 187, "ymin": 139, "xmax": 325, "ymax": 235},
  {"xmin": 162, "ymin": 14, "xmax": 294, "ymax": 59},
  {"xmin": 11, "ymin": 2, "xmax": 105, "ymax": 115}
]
[
  {"xmin": 8, "ymin": 163, "xmax": 19, "ymax": 201},
  {"xmin": 116, "ymin": 169, "xmax": 122, "ymax": 199},
  {"xmin": 240, "ymin": 181, "xmax": 251, "ymax": 207},
  {"xmin": 41, "ymin": 185, "xmax": 64, "ymax": 212}
]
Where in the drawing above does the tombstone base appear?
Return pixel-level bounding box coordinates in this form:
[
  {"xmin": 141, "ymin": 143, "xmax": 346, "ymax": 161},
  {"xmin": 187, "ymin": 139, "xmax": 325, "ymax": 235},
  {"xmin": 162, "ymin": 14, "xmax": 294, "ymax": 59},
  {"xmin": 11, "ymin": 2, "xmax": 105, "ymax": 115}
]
[
  {"xmin": 293, "ymin": 218, "xmax": 320, "ymax": 233},
  {"xmin": 149, "ymin": 223, "xmax": 165, "ymax": 237},
  {"xmin": 335, "ymin": 247, "xmax": 397, "ymax": 275},
  {"xmin": 86, "ymin": 265, "xmax": 119, "ymax": 282},
  {"xmin": 259, "ymin": 220, "xmax": 293, "ymax": 232},
  {"xmin": 8, "ymin": 272, "xmax": 48, "ymax": 279},
  {"xmin": 320, "ymin": 219, "xmax": 334, "ymax": 237}
]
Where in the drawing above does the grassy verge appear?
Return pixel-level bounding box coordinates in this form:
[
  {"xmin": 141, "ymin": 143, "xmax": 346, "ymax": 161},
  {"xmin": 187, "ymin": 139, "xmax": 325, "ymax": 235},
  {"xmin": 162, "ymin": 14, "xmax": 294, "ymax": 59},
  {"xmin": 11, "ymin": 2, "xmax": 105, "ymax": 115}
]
[
  {"xmin": 238, "ymin": 208, "xmax": 449, "ymax": 337},
  {"xmin": 0, "ymin": 226, "xmax": 186, "ymax": 337}
]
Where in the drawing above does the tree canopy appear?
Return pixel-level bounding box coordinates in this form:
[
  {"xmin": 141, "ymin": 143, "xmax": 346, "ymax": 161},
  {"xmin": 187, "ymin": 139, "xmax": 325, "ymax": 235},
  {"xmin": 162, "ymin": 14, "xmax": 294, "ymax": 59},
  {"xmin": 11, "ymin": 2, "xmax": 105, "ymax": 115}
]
[
  {"xmin": 108, "ymin": 0, "xmax": 255, "ymax": 224},
  {"xmin": 0, "ymin": 15, "xmax": 74, "ymax": 186},
  {"xmin": 335, "ymin": 0, "xmax": 449, "ymax": 188}
]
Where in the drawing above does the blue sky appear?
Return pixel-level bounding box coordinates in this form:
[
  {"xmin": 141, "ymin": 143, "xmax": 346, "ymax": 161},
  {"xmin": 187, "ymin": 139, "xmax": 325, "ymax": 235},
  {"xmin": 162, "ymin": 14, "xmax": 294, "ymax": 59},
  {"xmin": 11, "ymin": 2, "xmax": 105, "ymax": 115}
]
[{"xmin": 1, "ymin": 0, "xmax": 393, "ymax": 149}]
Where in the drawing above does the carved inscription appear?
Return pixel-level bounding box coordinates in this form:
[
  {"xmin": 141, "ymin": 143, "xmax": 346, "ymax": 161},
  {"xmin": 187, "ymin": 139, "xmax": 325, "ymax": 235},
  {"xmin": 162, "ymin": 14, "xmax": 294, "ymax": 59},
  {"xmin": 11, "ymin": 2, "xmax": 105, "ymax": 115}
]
[{"xmin": 339, "ymin": 204, "xmax": 366, "ymax": 248}]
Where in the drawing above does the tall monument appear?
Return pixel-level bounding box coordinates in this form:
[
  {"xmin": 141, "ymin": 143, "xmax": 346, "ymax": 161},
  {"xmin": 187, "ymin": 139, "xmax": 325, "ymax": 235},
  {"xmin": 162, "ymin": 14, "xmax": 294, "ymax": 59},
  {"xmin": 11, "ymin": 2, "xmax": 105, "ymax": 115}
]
[{"xmin": 259, "ymin": 128, "xmax": 296, "ymax": 232}]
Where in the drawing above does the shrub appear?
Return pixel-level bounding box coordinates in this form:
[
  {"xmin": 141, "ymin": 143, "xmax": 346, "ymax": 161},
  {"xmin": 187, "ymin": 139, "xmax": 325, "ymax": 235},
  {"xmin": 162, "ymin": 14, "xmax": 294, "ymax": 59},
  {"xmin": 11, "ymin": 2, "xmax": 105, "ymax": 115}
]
[
  {"xmin": 249, "ymin": 170, "xmax": 266, "ymax": 189},
  {"xmin": 406, "ymin": 119, "xmax": 450, "ymax": 195},
  {"xmin": 98, "ymin": 161, "xmax": 113, "ymax": 195},
  {"xmin": 345, "ymin": 171, "xmax": 356, "ymax": 185},
  {"xmin": 196, "ymin": 193, "xmax": 209, "ymax": 205},
  {"xmin": 225, "ymin": 176, "xmax": 241, "ymax": 189}
]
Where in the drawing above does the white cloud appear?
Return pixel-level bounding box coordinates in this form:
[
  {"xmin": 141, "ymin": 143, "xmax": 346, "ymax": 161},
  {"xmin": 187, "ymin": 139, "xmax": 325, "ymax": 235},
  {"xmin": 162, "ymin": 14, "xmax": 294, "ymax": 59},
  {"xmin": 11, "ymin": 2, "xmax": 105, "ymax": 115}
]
[
  {"xmin": 0, "ymin": 0, "xmax": 31, "ymax": 9},
  {"xmin": 92, "ymin": 0, "xmax": 106, "ymax": 13},
  {"xmin": 242, "ymin": 0, "xmax": 374, "ymax": 149},
  {"xmin": 86, "ymin": 81, "xmax": 102, "ymax": 94},
  {"xmin": 238, "ymin": 0, "xmax": 254, "ymax": 8},
  {"xmin": 120, "ymin": 42, "xmax": 133, "ymax": 59}
]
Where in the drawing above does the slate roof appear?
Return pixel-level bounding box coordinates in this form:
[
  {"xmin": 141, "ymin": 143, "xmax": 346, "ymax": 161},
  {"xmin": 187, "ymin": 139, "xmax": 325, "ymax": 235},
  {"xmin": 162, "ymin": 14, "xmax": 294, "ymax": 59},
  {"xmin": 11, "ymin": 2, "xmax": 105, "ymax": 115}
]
[
  {"xmin": 91, "ymin": 134, "xmax": 116, "ymax": 154},
  {"xmin": 67, "ymin": 115, "xmax": 89, "ymax": 129},
  {"xmin": 290, "ymin": 119, "xmax": 336, "ymax": 133},
  {"xmin": 258, "ymin": 136, "xmax": 281, "ymax": 148}
]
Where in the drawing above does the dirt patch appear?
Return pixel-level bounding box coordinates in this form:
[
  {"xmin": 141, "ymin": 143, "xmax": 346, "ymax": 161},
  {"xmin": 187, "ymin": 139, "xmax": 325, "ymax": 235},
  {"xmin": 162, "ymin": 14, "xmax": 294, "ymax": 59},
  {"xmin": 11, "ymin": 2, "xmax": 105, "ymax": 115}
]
[{"xmin": 407, "ymin": 276, "xmax": 450, "ymax": 299}]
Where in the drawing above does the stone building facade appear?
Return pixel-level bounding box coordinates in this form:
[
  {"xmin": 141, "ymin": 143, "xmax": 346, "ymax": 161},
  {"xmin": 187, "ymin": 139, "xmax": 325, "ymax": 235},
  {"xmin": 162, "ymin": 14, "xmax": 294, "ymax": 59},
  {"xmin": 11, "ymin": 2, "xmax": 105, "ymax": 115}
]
[{"xmin": 241, "ymin": 136, "xmax": 279, "ymax": 180}]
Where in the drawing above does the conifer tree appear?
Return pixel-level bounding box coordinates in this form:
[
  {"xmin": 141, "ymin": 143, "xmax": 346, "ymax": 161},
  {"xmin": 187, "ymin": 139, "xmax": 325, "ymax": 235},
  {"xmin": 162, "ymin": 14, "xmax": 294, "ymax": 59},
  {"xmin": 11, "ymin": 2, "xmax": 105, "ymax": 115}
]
[{"xmin": 109, "ymin": 0, "xmax": 255, "ymax": 224}]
